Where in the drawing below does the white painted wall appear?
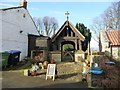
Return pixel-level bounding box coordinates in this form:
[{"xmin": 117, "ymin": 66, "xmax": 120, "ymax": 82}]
[
  {"xmin": 112, "ymin": 47, "xmax": 119, "ymax": 58},
  {"xmin": 0, "ymin": 10, "xmax": 2, "ymax": 52},
  {"xmin": 100, "ymin": 31, "xmax": 119, "ymax": 58},
  {"xmin": 100, "ymin": 31, "xmax": 109, "ymax": 52},
  {"xmin": 0, "ymin": 7, "xmax": 38, "ymax": 60}
]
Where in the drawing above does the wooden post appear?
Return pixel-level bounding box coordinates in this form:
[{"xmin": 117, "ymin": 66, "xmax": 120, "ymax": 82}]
[
  {"xmin": 90, "ymin": 50, "xmax": 93, "ymax": 67},
  {"xmin": 88, "ymin": 43, "xmax": 89, "ymax": 55},
  {"xmin": 79, "ymin": 40, "xmax": 81, "ymax": 50},
  {"xmin": 71, "ymin": 31, "xmax": 73, "ymax": 37},
  {"xmin": 75, "ymin": 39, "xmax": 77, "ymax": 50},
  {"xmin": 67, "ymin": 27, "xmax": 69, "ymax": 37}
]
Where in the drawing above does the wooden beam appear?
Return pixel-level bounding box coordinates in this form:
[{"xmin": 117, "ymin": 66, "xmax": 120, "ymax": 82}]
[
  {"xmin": 79, "ymin": 39, "xmax": 81, "ymax": 50},
  {"xmin": 75, "ymin": 39, "xmax": 77, "ymax": 50}
]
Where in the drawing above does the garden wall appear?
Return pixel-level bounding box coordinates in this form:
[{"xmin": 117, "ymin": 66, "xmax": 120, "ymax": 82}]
[{"xmin": 49, "ymin": 51, "xmax": 61, "ymax": 62}]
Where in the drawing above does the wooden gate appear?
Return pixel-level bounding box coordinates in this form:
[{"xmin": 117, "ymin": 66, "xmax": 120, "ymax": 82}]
[{"xmin": 62, "ymin": 51, "xmax": 75, "ymax": 62}]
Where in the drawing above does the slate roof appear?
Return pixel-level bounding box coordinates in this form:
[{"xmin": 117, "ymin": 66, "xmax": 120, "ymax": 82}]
[
  {"xmin": 0, "ymin": 6, "xmax": 24, "ymax": 11},
  {"xmin": 105, "ymin": 30, "xmax": 120, "ymax": 46}
]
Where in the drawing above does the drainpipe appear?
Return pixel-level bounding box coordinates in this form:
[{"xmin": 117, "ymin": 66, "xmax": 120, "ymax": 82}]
[
  {"xmin": 110, "ymin": 43, "xmax": 112, "ymax": 61},
  {"xmin": 109, "ymin": 42, "xmax": 112, "ymax": 61}
]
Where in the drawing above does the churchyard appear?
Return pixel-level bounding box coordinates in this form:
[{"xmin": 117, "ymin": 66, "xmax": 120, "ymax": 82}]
[
  {"xmin": 2, "ymin": 50, "xmax": 120, "ymax": 89},
  {"xmin": 1, "ymin": 0, "xmax": 120, "ymax": 89}
]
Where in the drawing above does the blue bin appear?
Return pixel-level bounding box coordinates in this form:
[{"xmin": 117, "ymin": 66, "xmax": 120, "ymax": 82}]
[
  {"xmin": 89, "ymin": 67, "xmax": 103, "ymax": 75},
  {"xmin": 5, "ymin": 50, "xmax": 21, "ymax": 66},
  {"xmin": 105, "ymin": 61, "xmax": 115, "ymax": 65},
  {"xmin": 5, "ymin": 50, "xmax": 21, "ymax": 54},
  {"xmin": 89, "ymin": 69, "xmax": 103, "ymax": 75}
]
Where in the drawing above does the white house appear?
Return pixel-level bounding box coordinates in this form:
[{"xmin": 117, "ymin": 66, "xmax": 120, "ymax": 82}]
[
  {"xmin": 99, "ymin": 30, "xmax": 120, "ymax": 58},
  {"xmin": 0, "ymin": 0, "xmax": 39, "ymax": 60}
]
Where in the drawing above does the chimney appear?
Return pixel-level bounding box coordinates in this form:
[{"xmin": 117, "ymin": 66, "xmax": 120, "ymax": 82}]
[{"xmin": 20, "ymin": 0, "xmax": 27, "ymax": 9}]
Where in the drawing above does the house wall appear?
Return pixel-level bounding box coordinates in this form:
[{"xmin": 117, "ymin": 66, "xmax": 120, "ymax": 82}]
[
  {"xmin": 0, "ymin": 8, "xmax": 38, "ymax": 60},
  {"xmin": 49, "ymin": 51, "xmax": 61, "ymax": 62},
  {"xmin": 100, "ymin": 31, "xmax": 109, "ymax": 52},
  {"xmin": 112, "ymin": 47, "xmax": 120, "ymax": 58},
  {"xmin": 100, "ymin": 31, "xmax": 120, "ymax": 58},
  {"xmin": 101, "ymin": 42, "xmax": 110, "ymax": 52},
  {"xmin": 0, "ymin": 11, "xmax": 2, "ymax": 52}
]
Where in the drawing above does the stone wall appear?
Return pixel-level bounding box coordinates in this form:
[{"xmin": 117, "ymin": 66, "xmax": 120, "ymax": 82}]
[
  {"xmin": 49, "ymin": 51, "xmax": 61, "ymax": 62},
  {"xmin": 57, "ymin": 62, "xmax": 83, "ymax": 81},
  {"xmin": 75, "ymin": 51, "xmax": 85, "ymax": 62},
  {"xmin": 75, "ymin": 54, "xmax": 85, "ymax": 62}
]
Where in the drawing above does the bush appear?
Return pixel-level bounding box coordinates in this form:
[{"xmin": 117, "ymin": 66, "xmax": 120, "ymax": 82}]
[
  {"xmin": 100, "ymin": 56, "xmax": 119, "ymax": 88},
  {"xmin": 118, "ymin": 50, "xmax": 120, "ymax": 57},
  {"xmin": 93, "ymin": 56, "xmax": 99, "ymax": 63}
]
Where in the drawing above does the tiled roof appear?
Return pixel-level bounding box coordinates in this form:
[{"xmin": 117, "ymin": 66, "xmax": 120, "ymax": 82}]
[{"xmin": 106, "ymin": 30, "xmax": 120, "ymax": 46}]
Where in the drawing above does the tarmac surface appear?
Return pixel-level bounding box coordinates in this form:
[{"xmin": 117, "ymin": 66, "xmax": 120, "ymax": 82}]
[{"xmin": 2, "ymin": 70, "xmax": 88, "ymax": 89}]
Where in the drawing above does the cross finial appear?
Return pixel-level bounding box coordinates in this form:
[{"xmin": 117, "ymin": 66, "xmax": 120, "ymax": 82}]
[{"xmin": 65, "ymin": 11, "xmax": 70, "ymax": 20}]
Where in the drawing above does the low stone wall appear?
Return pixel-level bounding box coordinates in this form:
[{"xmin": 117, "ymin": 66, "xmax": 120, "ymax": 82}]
[
  {"xmin": 49, "ymin": 50, "xmax": 85, "ymax": 62},
  {"xmin": 75, "ymin": 52, "xmax": 85, "ymax": 62},
  {"xmin": 57, "ymin": 62, "xmax": 83, "ymax": 81},
  {"xmin": 49, "ymin": 51, "xmax": 61, "ymax": 62}
]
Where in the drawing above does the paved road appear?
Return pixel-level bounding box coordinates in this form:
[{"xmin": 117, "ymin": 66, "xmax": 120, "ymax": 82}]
[{"xmin": 2, "ymin": 71, "xmax": 88, "ymax": 88}]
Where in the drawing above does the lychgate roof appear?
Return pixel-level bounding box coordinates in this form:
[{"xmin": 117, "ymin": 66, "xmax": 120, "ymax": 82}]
[{"xmin": 51, "ymin": 20, "xmax": 85, "ymax": 42}]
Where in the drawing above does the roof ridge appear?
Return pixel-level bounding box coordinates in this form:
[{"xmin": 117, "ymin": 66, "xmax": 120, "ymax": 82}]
[
  {"xmin": 51, "ymin": 20, "xmax": 85, "ymax": 42},
  {"xmin": 0, "ymin": 6, "xmax": 24, "ymax": 11}
]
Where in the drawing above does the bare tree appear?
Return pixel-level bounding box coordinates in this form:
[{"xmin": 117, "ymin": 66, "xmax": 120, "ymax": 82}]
[
  {"xmin": 43, "ymin": 16, "xmax": 58, "ymax": 37},
  {"xmin": 91, "ymin": 1, "xmax": 119, "ymax": 43},
  {"xmin": 50, "ymin": 17, "xmax": 58, "ymax": 35},
  {"xmin": 102, "ymin": 2, "xmax": 119, "ymax": 29},
  {"xmin": 33, "ymin": 17, "xmax": 43, "ymax": 35},
  {"xmin": 33, "ymin": 16, "xmax": 58, "ymax": 37},
  {"xmin": 91, "ymin": 17, "xmax": 104, "ymax": 43}
]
